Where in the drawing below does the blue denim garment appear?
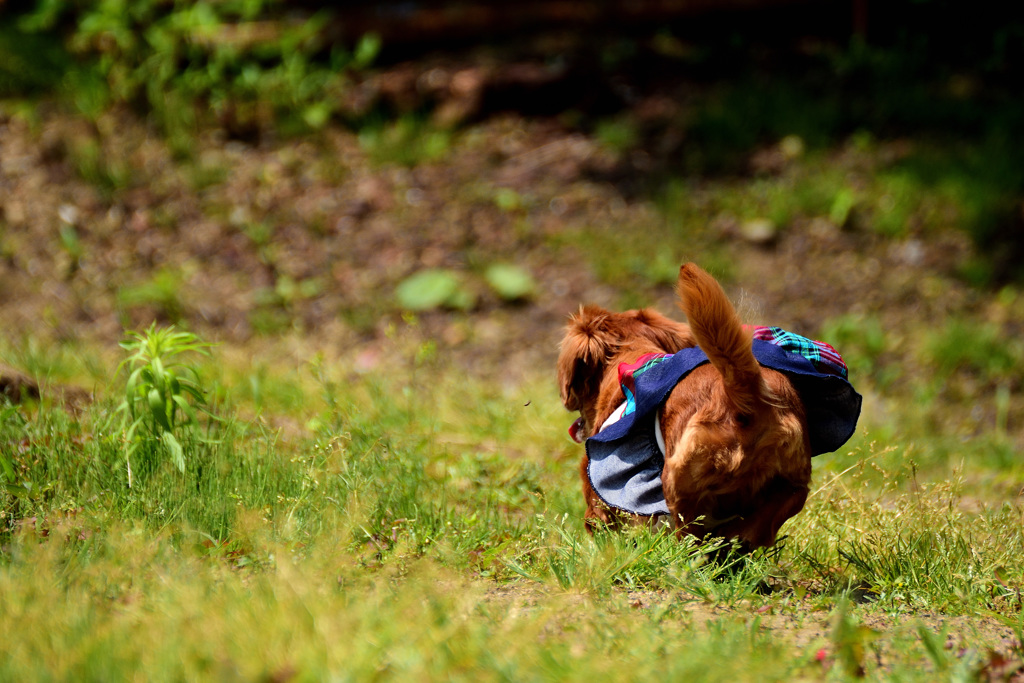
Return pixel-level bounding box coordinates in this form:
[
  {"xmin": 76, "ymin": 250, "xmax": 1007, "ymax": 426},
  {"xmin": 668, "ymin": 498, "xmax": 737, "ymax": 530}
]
[{"xmin": 585, "ymin": 339, "xmax": 863, "ymax": 517}]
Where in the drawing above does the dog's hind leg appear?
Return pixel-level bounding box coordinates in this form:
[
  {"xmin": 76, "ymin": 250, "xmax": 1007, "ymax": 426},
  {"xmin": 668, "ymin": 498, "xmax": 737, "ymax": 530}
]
[{"xmin": 714, "ymin": 478, "xmax": 809, "ymax": 551}]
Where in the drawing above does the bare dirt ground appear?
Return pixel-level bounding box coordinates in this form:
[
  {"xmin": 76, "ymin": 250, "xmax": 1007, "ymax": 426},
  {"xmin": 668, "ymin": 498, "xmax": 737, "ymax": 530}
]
[
  {"xmin": 0, "ymin": 92, "xmax": 988, "ymax": 385},
  {"xmin": 481, "ymin": 583, "xmax": 1024, "ymax": 677}
]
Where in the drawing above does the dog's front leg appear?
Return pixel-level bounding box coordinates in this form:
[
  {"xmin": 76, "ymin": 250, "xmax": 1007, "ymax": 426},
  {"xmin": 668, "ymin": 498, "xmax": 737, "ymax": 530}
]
[{"xmin": 579, "ymin": 454, "xmax": 619, "ymax": 531}]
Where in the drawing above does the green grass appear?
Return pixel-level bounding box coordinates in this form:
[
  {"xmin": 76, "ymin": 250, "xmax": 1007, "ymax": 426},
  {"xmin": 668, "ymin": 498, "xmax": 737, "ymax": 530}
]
[
  {"xmin": 13, "ymin": 1, "xmax": 380, "ymax": 149},
  {"xmin": 0, "ymin": 525, "xmax": 822, "ymax": 681},
  {"xmin": 3, "ymin": 328, "xmax": 1024, "ymax": 680},
  {"xmin": 3, "ymin": 11, "xmax": 1024, "ymax": 677},
  {"xmin": 358, "ymin": 115, "xmax": 457, "ymax": 168}
]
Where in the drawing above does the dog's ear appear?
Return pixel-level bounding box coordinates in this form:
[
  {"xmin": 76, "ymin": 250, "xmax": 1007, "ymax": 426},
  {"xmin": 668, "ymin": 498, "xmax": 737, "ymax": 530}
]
[
  {"xmin": 557, "ymin": 305, "xmax": 615, "ymax": 411},
  {"xmin": 631, "ymin": 308, "xmax": 697, "ymax": 352}
]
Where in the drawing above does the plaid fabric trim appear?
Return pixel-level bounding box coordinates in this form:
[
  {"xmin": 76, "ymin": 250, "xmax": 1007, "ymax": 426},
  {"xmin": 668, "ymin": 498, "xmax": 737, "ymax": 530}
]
[
  {"xmin": 614, "ymin": 327, "xmax": 847, "ymax": 418},
  {"xmin": 617, "ymin": 353, "xmax": 670, "ymax": 416},
  {"xmin": 749, "ymin": 326, "xmax": 848, "ymax": 378}
]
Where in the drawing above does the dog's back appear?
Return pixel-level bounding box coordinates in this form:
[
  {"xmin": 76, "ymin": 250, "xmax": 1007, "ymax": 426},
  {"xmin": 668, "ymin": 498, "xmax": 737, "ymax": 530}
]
[{"xmin": 663, "ymin": 263, "xmax": 811, "ymax": 549}]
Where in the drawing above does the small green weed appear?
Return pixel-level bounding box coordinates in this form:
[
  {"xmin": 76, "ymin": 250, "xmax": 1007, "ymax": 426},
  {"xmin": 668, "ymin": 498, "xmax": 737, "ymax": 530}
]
[
  {"xmin": 594, "ymin": 115, "xmax": 641, "ymax": 156},
  {"xmin": 492, "ymin": 187, "xmax": 527, "ymax": 213},
  {"xmin": 484, "ymin": 263, "xmax": 536, "ymax": 302},
  {"xmin": 116, "ymin": 268, "xmax": 188, "ymax": 323},
  {"xmin": 116, "ymin": 324, "xmax": 216, "ymax": 485},
  {"xmin": 395, "ymin": 268, "xmax": 475, "ymax": 312},
  {"xmin": 67, "ymin": 136, "xmax": 132, "ymax": 196},
  {"xmin": 358, "ymin": 116, "xmax": 455, "ymax": 167},
  {"xmin": 395, "ymin": 264, "xmax": 538, "ymax": 312},
  {"xmin": 925, "ymin": 318, "xmax": 1021, "ymax": 383}
]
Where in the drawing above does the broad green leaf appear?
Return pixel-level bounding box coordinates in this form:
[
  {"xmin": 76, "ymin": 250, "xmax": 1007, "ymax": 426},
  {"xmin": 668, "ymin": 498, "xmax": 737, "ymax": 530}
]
[
  {"xmin": 162, "ymin": 432, "xmax": 185, "ymax": 473},
  {"xmin": 445, "ymin": 287, "xmax": 476, "ymax": 311},
  {"xmin": 353, "ymin": 32, "xmax": 381, "ymax": 69},
  {"xmin": 148, "ymin": 388, "xmax": 171, "ymax": 432},
  {"xmin": 395, "ymin": 269, "xmax": 473, "ymax": 311},
  {"xmin": 485, "ymin": 263, "xmax": 536, "ymax": 301},
  {"xmin": 152, "ymin": 357, "xmax": 166, "ymax": 391},
  {"xmin": 126, "ymin": 366, "xmax": 145, "ymax": 389},
  {"xmin": 0, "ymin": 451, "xmax": 15, "ymax": 482},
  {"xmin": 176, "ymin": 383, "xmax": 206, "ymax": 403},
  {"xmin": 171, "ymin": 394, "xmax": 198, "ymax": 423},
  {"xmin": 831, "ymin": 187, "xmax": 856, "ymax": 227}
]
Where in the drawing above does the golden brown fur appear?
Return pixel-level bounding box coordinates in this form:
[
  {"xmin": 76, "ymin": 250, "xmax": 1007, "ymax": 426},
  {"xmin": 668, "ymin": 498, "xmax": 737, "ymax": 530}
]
[
  {"xmin": 557, "ymin": 305, "xmax": 696, "ymax": 529},
  {"xmin": 558, "ymin": 263, "xmax": 812, "ymax": 549}
]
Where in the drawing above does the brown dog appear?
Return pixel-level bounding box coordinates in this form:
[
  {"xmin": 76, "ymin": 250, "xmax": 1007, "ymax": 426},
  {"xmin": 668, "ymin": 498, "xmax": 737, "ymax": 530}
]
[
  {"xmin": 557, "ymin": 304, "xmax": 697, "ymax": 530},
  {"xmin": 558, "ymin": 263, "xmax": 859, "ymax": 550}
]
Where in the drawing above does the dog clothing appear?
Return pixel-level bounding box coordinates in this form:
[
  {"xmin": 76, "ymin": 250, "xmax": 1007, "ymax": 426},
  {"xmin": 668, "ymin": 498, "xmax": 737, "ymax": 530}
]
[{"xmin": 585, "ymin": 327, "xmax": 862, "ymax": 517}]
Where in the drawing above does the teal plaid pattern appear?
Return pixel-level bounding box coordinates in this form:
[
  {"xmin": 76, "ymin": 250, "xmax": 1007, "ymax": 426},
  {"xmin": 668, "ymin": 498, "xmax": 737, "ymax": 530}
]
[
  {"xmin": 750, "ymin": 326, "xmax": 848, "ymax": 379},
  {"xmin": 617, "ymin": 353, "xmax": 671, "ymax": 417}
]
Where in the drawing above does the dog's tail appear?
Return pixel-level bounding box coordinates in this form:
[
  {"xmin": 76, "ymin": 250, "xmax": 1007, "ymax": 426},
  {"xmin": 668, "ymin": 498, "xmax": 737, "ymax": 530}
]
[{"xmin": 677, "ymin": 263, "xmax": 761, "ymax": 414}]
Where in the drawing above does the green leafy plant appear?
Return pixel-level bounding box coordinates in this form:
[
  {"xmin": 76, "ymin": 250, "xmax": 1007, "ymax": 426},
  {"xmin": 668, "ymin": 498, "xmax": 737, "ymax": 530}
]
[
  {"xmin": 594, "ymin": 115, "xmax": 641, "ymax": 156},
  {"xmin": 116, "ymin": 268, "xmax": 187, "ymax": 322},
  {"xmin": 20, "ymin": 1, "xmax": 381, "ymax": 143},
  {"xmin": 395, "ymin": 269, "xmax": 475, "ymax": 312},
  {"xmin": 484, "ymin": 263, "xmax": 536, "ymax": 302},
  {"xmin": 116, "ymin": 324, "xmax": 215, "ymax": 486},
  {"xmin": 358, "ymin": 115, "xmax": 454, "ymax": 167}
]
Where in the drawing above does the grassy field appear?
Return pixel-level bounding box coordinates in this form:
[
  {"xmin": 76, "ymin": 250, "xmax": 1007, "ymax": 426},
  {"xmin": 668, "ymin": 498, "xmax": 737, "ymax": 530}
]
[
  {"xmin": 2, "ymin": 326, "xmax": 1023, "ymax": 681},
  {"xmin": 3, "ymin": 4, "xmax": 1024, "ymax": 679}
]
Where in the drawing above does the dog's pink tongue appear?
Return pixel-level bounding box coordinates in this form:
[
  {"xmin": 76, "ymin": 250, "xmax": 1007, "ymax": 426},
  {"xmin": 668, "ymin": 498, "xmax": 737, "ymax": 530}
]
[{"xmin": 568, "ymin": 417, "xmax": 586, "ymax": 443}]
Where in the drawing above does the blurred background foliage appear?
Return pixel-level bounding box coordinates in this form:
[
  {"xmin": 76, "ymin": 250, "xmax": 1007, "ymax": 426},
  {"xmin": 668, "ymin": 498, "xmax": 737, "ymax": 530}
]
[
  {"xmin": 1, "ymin": 0, "xmax": 1023, "ymax": 460},
  {"xmin": 5, "ymin": 0, "xmax": 381, "ymax": 148},
  {"xmin": 2, "ymin": 0, "xmax": 1022, "ymax": 277}
]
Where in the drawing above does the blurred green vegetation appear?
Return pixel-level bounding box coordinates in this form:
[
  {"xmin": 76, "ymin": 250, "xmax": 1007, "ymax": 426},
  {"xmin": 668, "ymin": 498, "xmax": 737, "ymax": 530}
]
[
  {"xmin": 0, "ymin": 20, "xmax": 68, "ymax": 96},
  {"xmin": 7, "ymin": 0, "xmax": 380, "ymax": 149},
  {"xmin": 2, "ymin": 0, "xmax": 1021, "ymax": 280}
]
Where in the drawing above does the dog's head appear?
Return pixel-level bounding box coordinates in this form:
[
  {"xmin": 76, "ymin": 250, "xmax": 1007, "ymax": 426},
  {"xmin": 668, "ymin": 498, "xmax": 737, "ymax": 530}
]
[{"xmin": 557, "ymin": 305, "xmax": 694, "ymax": 443}]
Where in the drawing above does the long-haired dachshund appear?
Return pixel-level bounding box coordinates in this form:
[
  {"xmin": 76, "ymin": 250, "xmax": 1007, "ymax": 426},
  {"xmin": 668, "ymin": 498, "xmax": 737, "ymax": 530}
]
[{"xmin": 558, "ymin": 263, "xmax": 861, "ymax": 550}]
